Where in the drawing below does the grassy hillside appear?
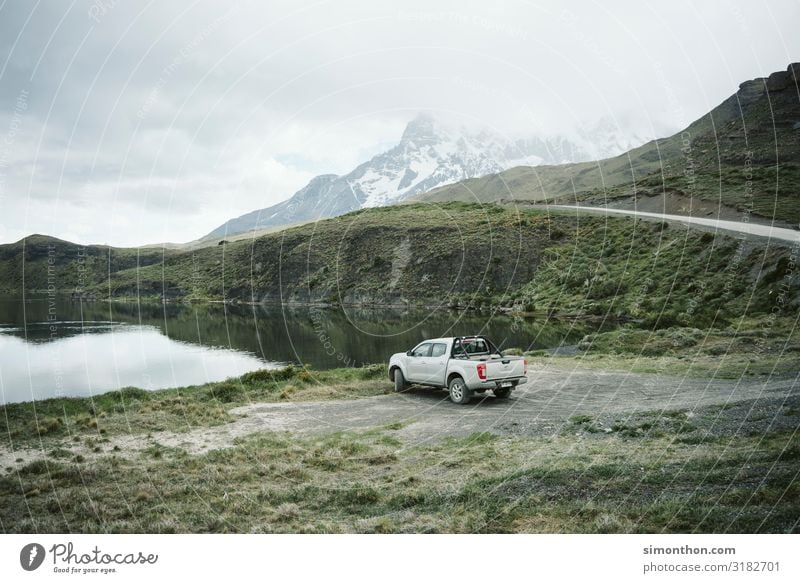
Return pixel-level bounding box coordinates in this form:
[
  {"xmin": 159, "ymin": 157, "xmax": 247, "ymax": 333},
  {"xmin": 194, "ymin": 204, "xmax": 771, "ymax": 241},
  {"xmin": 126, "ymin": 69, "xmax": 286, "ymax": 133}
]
[
  {"xmin": 1, "ymin": 203, "xmax": 795, "ymax": 331},
  {"xmin": 116, "ymin": 204, "xmax": 800, "ymax": 325},
  {"xmin": 106, "ymin": 203, "xmax": 556, "ymax": 305},
  {"xmin": 418, "ymin": 65, "xmax": 800, "ymax": 225},
  {"xmin": 0, "ymin": 234, "xmax": 170, "ymax": 296}
]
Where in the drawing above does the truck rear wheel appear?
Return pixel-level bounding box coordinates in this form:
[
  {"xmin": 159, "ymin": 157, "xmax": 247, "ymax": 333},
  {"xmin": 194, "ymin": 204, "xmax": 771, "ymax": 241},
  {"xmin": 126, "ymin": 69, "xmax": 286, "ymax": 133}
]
[
  {"xmin": 493, "ymin": 387, "xmax": 511, "ymax": 399},
  {"xmin": 393, "ymin": 368, "xmax": 407, "ymax": 392},
  {"xmin": 448, "ymin": 376, "xmax": 473, "ymax": 405}
]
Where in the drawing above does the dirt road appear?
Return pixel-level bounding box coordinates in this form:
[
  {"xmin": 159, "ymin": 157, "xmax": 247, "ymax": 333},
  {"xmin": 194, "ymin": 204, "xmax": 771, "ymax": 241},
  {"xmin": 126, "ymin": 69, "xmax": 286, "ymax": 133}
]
[
  {"xmin": 551, "ymin": 205, "xmax": 800, "ymax": 243},
  {"xmin": 2, "ymin": 363, "xmax": 797, "ymax": 467},
  {"xmin": 226, "ymin": 363, "xmax": 797, "ymax": 445}
]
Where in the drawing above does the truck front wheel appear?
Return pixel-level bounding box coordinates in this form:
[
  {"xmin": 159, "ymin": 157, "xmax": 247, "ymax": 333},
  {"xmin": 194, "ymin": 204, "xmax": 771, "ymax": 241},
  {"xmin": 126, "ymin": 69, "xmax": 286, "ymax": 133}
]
[
  {"xmin": 448, "ymin": 376, "xmax": 473, "ymax": 405},
  {"xmin": 393, "ymin": 368, "xmax": 407, "ymax": 392}
]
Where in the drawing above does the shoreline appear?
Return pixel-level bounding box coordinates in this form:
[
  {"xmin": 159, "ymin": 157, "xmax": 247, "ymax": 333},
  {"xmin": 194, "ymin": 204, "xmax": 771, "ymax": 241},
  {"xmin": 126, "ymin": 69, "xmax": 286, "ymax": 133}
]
[
  {"xmin": 0, "ymin": 292, "xmax": 633, "ymax": 322},
  {"xmin": 1, "ymin": 362, "xmax": 796, "ymax": 534}
]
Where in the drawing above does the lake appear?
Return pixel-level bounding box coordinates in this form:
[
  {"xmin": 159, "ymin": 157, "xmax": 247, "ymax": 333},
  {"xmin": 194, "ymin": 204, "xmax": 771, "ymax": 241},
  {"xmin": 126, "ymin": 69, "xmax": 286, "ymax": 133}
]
[{"xmin": 0, "ymin": 296, "xmax": 612, "ymax": 403}]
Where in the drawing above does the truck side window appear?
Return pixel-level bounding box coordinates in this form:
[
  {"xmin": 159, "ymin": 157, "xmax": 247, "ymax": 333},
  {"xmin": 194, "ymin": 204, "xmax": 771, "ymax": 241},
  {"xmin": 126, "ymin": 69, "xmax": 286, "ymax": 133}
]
[
  {"xmin": 430, "ymin": 343, "xmax": 447, "ymax": 357},
  {"xmin": 452, "ymin": 340, "xmax": 469, "ymax": 359},
  {"xmin": 466, "ymin": 339, "xmax": 487, "ymax": 354},
  {"xmin": 412, "ymin": 343, "xmax": 432, "ymax": 357}
]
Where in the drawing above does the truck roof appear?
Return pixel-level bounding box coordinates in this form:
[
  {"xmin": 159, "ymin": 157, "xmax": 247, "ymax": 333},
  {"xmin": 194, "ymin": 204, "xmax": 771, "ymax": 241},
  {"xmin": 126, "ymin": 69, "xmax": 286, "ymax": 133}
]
[{"xmin": 416, "ymin": 336, "xmax": 486, "ymax": 343}]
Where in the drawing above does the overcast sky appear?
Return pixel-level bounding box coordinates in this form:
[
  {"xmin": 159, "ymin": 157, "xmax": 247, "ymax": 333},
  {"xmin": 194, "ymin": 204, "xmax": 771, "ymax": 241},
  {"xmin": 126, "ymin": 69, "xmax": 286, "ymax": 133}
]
[{"xmin": 0, "ymin": 0, "xmax": 797, "ymax": 246}]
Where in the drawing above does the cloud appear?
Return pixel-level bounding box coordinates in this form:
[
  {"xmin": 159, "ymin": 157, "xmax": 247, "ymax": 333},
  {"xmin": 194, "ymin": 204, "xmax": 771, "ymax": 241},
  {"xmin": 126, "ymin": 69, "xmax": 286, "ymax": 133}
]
[{"xmin": 0, "ymin": 0, "xmax": 798, "ymax": 245}]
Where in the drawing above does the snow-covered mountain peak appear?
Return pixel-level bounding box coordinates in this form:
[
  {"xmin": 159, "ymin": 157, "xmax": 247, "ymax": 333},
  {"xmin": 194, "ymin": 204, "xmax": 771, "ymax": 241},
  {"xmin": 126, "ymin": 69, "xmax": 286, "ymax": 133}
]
[
  {"xmin": 352, "ymin": 115, "xmax": 521, "ymax": 208},
  {"xmin": 204, "ymin": 113, "xmax": 653, "ymax": 239},
  {"xmin": 400, "ymin": 113, "xmax": 442, "ymax": 144}
]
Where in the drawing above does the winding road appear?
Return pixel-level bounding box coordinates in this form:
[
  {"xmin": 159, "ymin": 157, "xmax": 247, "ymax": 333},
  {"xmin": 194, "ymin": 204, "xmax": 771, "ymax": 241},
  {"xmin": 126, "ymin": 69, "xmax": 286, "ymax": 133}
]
[{"xmin": 551, "ymin": 205, "xmax": 800, "ymax": 244}]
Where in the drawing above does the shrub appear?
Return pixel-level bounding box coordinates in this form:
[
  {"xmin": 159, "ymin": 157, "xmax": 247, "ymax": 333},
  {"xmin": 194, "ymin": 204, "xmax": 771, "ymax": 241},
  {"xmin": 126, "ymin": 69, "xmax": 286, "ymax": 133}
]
[
  {"xmin": 332, "ymin": 484, "xmax": 380, "ymax": 507},
  {"xmin": 358, "ymin": 364, "xmax": 387, "ymax": 380},
  {"xmin": 76, "ymin": 416, "xmax": 98, "ymax": 430},
  {"xmin": 19, "ymin": 459, "xmax": 53, "ymax": 475},
  {"xmin": 275, "ymin": 502, "xmax": 301, "ymax": 521},
  {"xmin": 586, "ymin": 280, "xmax": 626, "ymax": 300},
  {"xmin": 29, "ymin": 416, "xmax": 63, "ymax": 436},
  {"xmin": 211, "ymin": 382, "xmax": 244, "ymax": 403},
  {"xmin": 296, "ymin": 370, "xmax": 314, "ymax": 383},
  {"xmin": 116, "ymin": 387, "xmax": 151, "ymax": 401},
  {"xmin": 241, "ymin": 365, "xmax": 296, "ymax": 385},
  {"xmin": 662, "ymin": 327, "xmax": 703, "ymax": 348}
]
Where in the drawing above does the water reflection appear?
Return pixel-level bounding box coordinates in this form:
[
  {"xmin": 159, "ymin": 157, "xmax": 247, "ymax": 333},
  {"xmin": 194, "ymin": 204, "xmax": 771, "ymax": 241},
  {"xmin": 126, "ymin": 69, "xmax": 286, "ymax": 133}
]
[
  {"xmin": 0, "ymin": 325, "xmax": 273, "ymax": 404},
  {"xmin": 0, "ymin": 296, "xmax": 615, "ymax": 402}
]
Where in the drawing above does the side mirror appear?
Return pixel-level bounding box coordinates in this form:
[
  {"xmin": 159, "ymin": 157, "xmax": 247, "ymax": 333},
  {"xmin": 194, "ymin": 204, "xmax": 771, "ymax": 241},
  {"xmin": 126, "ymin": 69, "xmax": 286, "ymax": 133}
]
[{"xmin": 406, "ymin": 350, "xmax": 413, "ymax": 356}]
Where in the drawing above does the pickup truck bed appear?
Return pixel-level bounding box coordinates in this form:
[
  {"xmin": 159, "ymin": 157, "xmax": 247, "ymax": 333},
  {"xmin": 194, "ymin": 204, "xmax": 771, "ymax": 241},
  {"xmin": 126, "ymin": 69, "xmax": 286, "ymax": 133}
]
[{"xmin": 388, "ymin": 336, "xmax": 527, "ymax": 404}]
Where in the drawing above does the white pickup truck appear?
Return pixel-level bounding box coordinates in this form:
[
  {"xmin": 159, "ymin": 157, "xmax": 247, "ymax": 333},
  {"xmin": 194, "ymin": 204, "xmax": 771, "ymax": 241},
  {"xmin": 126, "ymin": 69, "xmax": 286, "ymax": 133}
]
[{"xmin": 388, "ymin": 336, "xmax": 527, "ymax": 404}]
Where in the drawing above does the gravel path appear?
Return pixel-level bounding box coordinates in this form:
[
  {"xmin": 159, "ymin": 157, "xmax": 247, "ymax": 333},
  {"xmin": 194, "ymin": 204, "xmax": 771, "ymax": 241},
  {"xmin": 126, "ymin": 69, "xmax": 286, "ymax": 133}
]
[
  {"xmin": 2, "ymin": 363, "xmax": 797, "ymax": 467},
  {"xmin": 228, "ymin": 363, "xmax": 798, "ymax": 445},
  {"xmin": 551, "ymin": 205, "xmax": 800, "ymax": 243}
]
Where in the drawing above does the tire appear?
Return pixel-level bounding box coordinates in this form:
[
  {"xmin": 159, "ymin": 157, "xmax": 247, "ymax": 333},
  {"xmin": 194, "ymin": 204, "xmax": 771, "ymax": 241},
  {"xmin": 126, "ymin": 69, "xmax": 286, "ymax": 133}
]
[
  {"xmin": 493, "ymin": 387, "xmax": 511, "ymax": 399},
  {"xmin": 393, "ymin": 368, "xmax": 407, "ymax": 392},
  {"xmin": 448, "ymin": 376, "xmax": 473, "ymax": 405}
]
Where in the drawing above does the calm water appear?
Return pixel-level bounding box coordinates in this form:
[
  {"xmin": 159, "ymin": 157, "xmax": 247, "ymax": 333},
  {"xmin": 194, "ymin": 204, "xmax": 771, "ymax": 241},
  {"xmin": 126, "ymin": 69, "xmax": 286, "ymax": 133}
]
[{"xmin": 0, "ymin": 296, "xmax": 612, "ymax": 403}]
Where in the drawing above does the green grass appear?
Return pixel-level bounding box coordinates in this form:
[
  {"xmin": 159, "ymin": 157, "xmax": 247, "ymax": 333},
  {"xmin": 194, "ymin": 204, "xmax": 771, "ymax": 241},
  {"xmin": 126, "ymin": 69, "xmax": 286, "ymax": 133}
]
[
  {"xmin": 1, "ymin": 412, "xmax": 796, "ymax": 533},
  {"xmin": 1, "ymin": 351, "xmax": 796, "ymax": 533},
  {"xmin": 528, "ymin": 316, "xmax": 800, "ymax": 379},
  {"xmin": 0, "ymin": 364, "xmax": 390, "ymax": 449},
  {"xmin": 0, "ymin": 234, "xmax": 171, "ymax": 296}
]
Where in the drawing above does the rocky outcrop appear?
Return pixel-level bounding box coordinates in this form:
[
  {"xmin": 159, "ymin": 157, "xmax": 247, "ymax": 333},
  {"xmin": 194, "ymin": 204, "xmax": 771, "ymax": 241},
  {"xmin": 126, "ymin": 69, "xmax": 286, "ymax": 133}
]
[
  {"xmin": 737, "ymin": 78, "xmax": 766, "ymax": 101},
  {"xmin": 765, "ymin": 63, "xmax": 799, "ymax": 92},
  {"xmin": 767, "ymin": 70, "xmax": 791, "ymax": 92}
]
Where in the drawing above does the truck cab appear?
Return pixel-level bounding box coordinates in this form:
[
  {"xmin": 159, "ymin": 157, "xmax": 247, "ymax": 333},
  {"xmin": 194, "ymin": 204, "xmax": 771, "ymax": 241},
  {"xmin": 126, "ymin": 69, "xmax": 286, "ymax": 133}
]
[{"xmin": 388, "ymin": 336, "xmax": 527, "ymax": 404}]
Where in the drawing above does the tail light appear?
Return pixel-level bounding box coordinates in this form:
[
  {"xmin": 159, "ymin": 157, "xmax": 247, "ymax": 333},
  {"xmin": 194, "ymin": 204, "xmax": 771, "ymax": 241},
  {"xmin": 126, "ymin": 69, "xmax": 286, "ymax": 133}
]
[
  {"xmin": 524, "ymin": 359, "xmax": 528, "ymax": 374},
  {"xmin": 477, "ymin": 363, "xmax": 487, "ymax": 380}
]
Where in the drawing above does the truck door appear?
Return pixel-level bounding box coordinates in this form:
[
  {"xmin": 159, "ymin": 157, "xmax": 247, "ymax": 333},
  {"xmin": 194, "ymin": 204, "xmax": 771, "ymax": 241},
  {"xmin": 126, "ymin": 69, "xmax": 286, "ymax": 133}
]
[
  {"xmin": 420, "ymin": 342, "xmax": 448, "ymax": 385},
  {"xmin": 407, "ymin": 342, "xmax": 433, "ymax": 382}
]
